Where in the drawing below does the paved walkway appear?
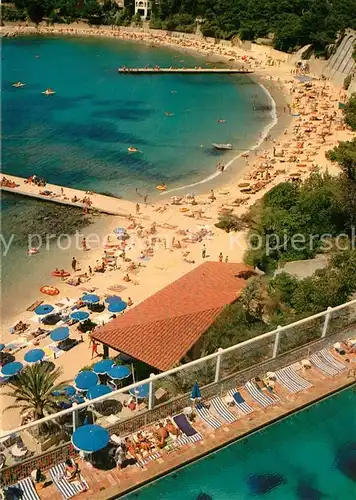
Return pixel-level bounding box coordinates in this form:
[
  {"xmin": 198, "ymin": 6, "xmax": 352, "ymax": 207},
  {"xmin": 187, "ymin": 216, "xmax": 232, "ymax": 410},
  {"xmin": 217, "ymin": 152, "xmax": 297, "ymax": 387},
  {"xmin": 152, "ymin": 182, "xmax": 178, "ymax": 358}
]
[{"xmin": 38, "ymin": 351, "xmax": 355, "ymax": 500}]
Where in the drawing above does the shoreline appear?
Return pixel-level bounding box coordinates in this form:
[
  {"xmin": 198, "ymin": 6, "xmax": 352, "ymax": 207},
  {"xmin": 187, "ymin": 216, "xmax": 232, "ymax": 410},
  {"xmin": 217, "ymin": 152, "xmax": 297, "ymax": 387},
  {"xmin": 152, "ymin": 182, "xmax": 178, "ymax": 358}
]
[
  {"xmin": 2, "ymin": 23, "xmax": 289, "ymax": 201},
  {"xmin": 1, "ymin": 23, "xmax": 352, "ymax": 431}
]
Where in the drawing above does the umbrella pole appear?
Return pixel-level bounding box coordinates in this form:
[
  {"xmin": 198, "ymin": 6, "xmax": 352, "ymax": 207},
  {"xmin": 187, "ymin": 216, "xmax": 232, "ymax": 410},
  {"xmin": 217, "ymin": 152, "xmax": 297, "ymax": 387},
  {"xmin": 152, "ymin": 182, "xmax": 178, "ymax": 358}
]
[{"xmin": 131, "ymin": 363, "xmax": 138, "ymax": 406}]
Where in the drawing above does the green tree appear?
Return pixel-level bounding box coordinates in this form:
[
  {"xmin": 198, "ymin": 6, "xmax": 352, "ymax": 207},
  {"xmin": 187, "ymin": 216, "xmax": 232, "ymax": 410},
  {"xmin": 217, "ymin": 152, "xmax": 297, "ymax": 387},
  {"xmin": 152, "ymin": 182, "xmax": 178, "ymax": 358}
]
[
  {"xmin": 326, "ymin": 138, "xmax": 356, "ymax": 181},
  {"xmin": 344, "ymin": 93, "xmax": 356, "ymax": 131},
  {"xmin": 4, "ymin": 362, "xmax": 68, "ymax": 421}
]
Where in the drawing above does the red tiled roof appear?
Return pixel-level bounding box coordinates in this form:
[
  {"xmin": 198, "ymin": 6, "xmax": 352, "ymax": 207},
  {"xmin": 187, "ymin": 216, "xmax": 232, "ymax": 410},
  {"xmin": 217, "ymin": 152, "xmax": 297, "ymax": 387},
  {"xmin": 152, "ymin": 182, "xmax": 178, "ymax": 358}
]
[{"xmin": 92, "ymin": 262, "xmax": 254, "ymax": 371}]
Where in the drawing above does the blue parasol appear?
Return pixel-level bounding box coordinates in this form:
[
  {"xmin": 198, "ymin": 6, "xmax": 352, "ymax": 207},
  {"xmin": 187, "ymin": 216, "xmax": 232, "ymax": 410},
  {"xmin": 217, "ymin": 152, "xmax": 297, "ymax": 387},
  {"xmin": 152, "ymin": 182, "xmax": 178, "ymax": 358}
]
[
  {"xmin": 87, "ymin": 384, "xmax": 112, "ymax": 400},
  {"xmin": 74, "ymin": 371, "xmax": 99, "ymax": 391},
  {"xmin": 71, "ymin": 311, "xmax": 90, "ymax": 321},
  {"xmin": 50, "ymin": 327, "xmax": 69, "ymax": 342},
  {"xmin": 105, "ymin": 296, "xmax": 122, "ymax": 304},
  {"xmin": 24, "ymin": 348, "xmax": 45, "ymax": 363},
  {"xmin": 93, "ymin": 359, "xmax": 114, "ymax": 375},
  {"xmin": 107, "ymin": 365, "xmax": 131, "ymax": 380},
  {"xmin": 129, "ymin": 383, "xmax": 149, "ymax": 399},
  {"xmin": 81, "ymin": 294, "xmax": 100, "ymax": 304},
  {"xmin": 72, "ymin": 424, "xmax": 109, "ymax": 453},
  {"xmin": 35, "ymin": 304, "xmax": 54, "ymax": 315},
  {"xmin": 2, "ymin": 361, "xmax": 23, "ymax": 377},
  {"xmin": 191, "ymin": 381, "xmax": 201, "ymax": 400},
  {"xmin": 108, "ymin": 301, "xmax": 127, "ymax": 313},
  {"xmin": 0, "ymin": 344, "xmax": 5, "ymax": 352},
  {"xmin": 52, "ymin": 385, "xmax": 76, "ymax": 398}
]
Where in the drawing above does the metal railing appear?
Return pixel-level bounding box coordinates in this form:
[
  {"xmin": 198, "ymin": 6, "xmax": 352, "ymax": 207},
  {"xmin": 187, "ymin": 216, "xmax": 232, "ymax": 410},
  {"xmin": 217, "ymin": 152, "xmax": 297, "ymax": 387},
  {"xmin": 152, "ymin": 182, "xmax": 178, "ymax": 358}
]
[{"xmin": 1, "ymin": 298, "xmax": 356, "ymax": 484}]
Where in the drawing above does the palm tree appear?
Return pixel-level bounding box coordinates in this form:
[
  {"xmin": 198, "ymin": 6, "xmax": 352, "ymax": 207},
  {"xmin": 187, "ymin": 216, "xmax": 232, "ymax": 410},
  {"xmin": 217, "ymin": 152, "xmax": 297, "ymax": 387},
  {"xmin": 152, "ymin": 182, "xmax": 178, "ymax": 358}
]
[{"xmin": 4, "ymin": 362, "xmax": 68, "ymax": 422}]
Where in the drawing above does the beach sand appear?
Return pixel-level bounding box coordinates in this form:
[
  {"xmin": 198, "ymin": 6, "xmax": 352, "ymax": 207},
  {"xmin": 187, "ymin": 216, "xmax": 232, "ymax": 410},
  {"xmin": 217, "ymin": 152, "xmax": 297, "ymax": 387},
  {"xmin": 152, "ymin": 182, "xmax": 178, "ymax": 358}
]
[{"xmin": 1, "ymin": 23, "xmax": 354, "ymax": 431}]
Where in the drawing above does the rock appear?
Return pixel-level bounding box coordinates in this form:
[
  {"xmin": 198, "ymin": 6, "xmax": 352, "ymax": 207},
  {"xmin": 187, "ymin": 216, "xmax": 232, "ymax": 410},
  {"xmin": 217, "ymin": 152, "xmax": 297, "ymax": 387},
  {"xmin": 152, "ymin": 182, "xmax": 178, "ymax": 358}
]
[
  {"xmin": 297, "ymin": 480, "xmax": 326, "ymax": 499},
  {"xmin": 336, "ymin": 443, "xmax": 356, "ymax": 481},
  {"xmin": 196, "ymin": 494, "xmax": 212, "ymax": 500}
]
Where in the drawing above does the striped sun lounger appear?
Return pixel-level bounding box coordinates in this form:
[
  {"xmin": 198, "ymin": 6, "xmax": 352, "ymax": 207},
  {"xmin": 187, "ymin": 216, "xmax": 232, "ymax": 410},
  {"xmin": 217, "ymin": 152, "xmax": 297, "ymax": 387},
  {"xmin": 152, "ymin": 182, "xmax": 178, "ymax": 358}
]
[
  {"xmin": 173, "ymin": 414, "xmax": 202, "ymax": 444},
  {"xmin": 227, "ymin": 389, "xmax": 254, "ymax": 415},
  {"xmin": 49, "ymin": 462, "xmax": 88, "ymax": 499},
  {"xmin": 195, "ymin": 403, "xmax": 221, "ymax": 430},
  {"xmin": 137, "ymin": 451, "xmax": 161, "ymax": 467},
  {"xmin": 275, "ymin": 368, "xmax": 304, "ymax": 393},
  {"xmin": 283, "ymin": 366, "xmax": 312, "ymax": 389},
  {"xmin": 310, "ymin": 354, "xmax": 338, "ymax": 376},
  {"xmin": 211, "ymin": 397, "xmax": 237, "ymax": 423},
  {"xmin": 8, "ymin": 477, "xmax": 40, "ymax": 500},
  {"xmin": 318, "ymin": 349, "xmax": 346, "ymax": 371},
  {"xmin": 244, "ymin": 381, "xmax": 276, "ymax": 408}
]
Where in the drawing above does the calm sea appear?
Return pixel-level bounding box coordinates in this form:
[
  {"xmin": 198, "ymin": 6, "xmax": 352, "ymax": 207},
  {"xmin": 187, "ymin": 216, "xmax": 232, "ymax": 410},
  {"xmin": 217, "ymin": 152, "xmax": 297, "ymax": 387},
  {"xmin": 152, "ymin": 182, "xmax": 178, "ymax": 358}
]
[{"xmin": 1, "ymin": 35, "xmax": 273, "ymax": 322}]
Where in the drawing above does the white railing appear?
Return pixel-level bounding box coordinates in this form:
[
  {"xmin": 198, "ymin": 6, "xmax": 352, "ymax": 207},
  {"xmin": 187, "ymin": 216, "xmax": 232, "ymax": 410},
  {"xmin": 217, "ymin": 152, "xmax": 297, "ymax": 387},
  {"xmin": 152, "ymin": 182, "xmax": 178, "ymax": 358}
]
[{"xmin": 1, "ymin": 297, "xmax": 356, "ymax": 441}]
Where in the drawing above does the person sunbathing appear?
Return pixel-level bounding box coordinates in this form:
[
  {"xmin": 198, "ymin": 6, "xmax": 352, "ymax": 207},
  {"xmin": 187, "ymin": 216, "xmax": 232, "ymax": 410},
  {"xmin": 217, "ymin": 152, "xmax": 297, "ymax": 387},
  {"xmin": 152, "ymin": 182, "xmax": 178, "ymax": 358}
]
[
  {"xmin": 154, "ymin": 423, "xmax": 169, "ymax": 448},
  {"xmin": 165, "ymin": 419, "xmax": 180, "ymax": 438},
  {"xmin": 136, "ymin": 432, "xmax": 151, "ymax": 452},
  {"xmin": 64, "ymin": 459, "xmax": 86, "ymax": 489},
  {"xmin": 14, "ymin": 321, "xmax": 28, "ymax": 333},
  {"xmin": 125, "ymin": 438, "xmax": 143, "ymax": 462}
]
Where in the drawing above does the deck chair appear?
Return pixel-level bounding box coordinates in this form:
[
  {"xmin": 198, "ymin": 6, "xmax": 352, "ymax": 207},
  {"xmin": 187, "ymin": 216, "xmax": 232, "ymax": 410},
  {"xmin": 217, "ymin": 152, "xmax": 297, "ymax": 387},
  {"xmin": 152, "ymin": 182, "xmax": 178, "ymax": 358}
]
[
  {"xmin": 195, "ymin": 403, "xmax": 221, "ymax": 429},
  {"xmin": 49, "ymin": 461, "xmax": 88, "ymax": 499},
  {"xmin": 227, "ymin": 389, "xmax": 253, "ymax": 415},
  {"xmin": 210, "ymin": 397, "xmax": 237, "ymax": 423},
  {"xmin": 244, "ymin": 381, "xmax": 277, "ymax": 408},
  {"xmin": 8, "ymin": 477, "xmax": 40, "ymax": 500}
]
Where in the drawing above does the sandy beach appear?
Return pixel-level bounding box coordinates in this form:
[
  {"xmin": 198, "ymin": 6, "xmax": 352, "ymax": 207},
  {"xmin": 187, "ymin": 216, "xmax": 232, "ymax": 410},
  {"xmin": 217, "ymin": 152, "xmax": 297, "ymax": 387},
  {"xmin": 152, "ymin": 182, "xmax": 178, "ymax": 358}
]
[{"xmin": 1, "ymin": 23, "xmax": 354, "ymax": 432}]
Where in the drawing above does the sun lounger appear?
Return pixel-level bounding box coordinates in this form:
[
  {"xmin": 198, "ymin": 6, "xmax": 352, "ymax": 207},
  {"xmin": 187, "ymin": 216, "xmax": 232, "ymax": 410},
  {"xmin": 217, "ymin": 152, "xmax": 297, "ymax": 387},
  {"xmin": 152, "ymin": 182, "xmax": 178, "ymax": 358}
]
[
  {"xmin": 284, "ymin": 366, "xmax": 312, "ymax": 389},
  {"xmin": 210, "ymin": 397, "xmax": 237, "ymax": 423},
  {"xmin": 318, "ymin": 349, "xmax": 346, "ymax": 371},
  {"xmin": 195, "ymin": 403, "xmax": 221, "ymax": 429},
  {"xmin": 244, "ymin": 381, "xmax": 276, "ymax": 408},
  {"xmin": 173, "ymin": 414, "xmax": 202, "ymax": 443},
  {"xmin": 49, "ymin": 462, "xmax": 88, "ymax": 499},
  {"xmin": 275, "ymin": 368, "xmax": 303, "ymax": 393},
  {"xmin": 8, "ymin": 477, "xmax": 40, "ymax": 500},
  {"xmin": 227, "ymin": 389, "xmax": 253, "ymax": 415},
  {"xmin": 310, "ymin": 354, "xmax": 338, "ymax": 376}
]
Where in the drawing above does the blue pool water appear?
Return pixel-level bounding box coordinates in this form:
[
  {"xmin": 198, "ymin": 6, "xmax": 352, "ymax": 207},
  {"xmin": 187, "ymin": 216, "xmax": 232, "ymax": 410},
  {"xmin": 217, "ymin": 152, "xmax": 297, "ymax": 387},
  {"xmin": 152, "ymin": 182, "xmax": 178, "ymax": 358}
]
[{"xmin": 125, "ymin": 388, "xmax": 356, "ymax": 499}]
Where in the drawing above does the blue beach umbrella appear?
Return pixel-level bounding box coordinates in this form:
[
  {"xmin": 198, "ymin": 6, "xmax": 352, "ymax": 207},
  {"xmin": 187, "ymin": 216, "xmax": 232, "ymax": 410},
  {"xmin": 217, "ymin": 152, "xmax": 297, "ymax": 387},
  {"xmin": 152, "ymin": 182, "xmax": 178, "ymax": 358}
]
[
  {"xmin": 191, "ymin": 381, "xmax": 201, "ymax": 400},
  {"xmin": 0, "ymin": 344, "xmax": 5, "ymax": 352},
  {"xmin": 108, "ymin": 301, "xmax": 127, "ymax": 313},
  {"xmin": 129, "ymin": 383, "xmax": 149, "ymax": 399},
  {"xmin": 34, "ymin": 304, "xmax": 54, "ymax": 315},
  {"xmin": 105, "ymin": 296, "xmax": 122, "ymax": 304},
  {"xmin": 71, "ymin": 311, "xmax": 90, "ymax": 321},
  {"xmin": 2, "ymin": 361, "xmax": 23, "ymax": 377},
  {"xmin": 87, "ymin": 384, "xmax": 112, "ymax": 400},
  {"xmin": 107, "ymin": 365, "xmax": 131, "ymax": 380},
  {"xmin": 93, "ymin": 359, "xmax": 114, "ymax": 375},
  {"xmin": 74, "ymin": 371, "xmax": 99, "ymax": 391},
  {"xmin": 81, "ymin": 294, "xmax": 100, "ymax": 304},
  {"xmin": 50, "ymin": 327, "xmax": 70, "ymax": 342},
  {"xmin": 52, "ymin": 385, "xmax": 76, "ymax": 398},
  {"xmin": 24, "ymin": 348, "xmax": 45, "ymax": 363},
  {"xmin": 72, "ymin": 424, "xmax": 109, "ymax": 453}
]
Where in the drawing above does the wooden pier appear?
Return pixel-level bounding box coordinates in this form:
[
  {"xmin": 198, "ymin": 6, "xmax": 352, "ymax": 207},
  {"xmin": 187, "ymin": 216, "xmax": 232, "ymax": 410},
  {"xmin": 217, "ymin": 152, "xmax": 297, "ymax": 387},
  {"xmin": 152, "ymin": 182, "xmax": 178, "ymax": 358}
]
[
  {"xmin": 118, "ymin": 67, "xmax": 253, "ymax": 74},
  {"xmin": 1, "ymin": 174, "xmax": 135, "ymax": 217}
]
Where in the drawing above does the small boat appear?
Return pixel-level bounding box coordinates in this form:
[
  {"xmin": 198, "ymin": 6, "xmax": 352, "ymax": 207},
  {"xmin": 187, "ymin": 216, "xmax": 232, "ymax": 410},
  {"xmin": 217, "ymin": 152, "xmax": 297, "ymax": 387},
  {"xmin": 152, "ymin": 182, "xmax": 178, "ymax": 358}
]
[
  {"xmin": 12, "ymin": 82, "xmax": 26, "ymax": 88},
  {"xmin": 42, "ymin": 88, "xmax": 56, "ymax": 96},
  {"xmin": 164, "ymin": 111, "xmax": 174, "ymax": 117},
  {"xmin": 212, "ymin": 143, "xmax": 233, "ymax": 150},
  {"xmin": 27, "ymin": 248, "xmax": 38, "ymax": 255},
  {"xmin": 156, "ymin": 184, "xmax": 167, "ymax": 191},
  {"xmin": 217, "ymin": 119, "xmax": 226, "ymax": 123},
  {"xmin": 52, "ymin": 270, "xmax": 71, "ymax": 277},
  {"xmin": 40, "ymin": 285, "xmax": 60, "ymax": 296},
  {"xmin": 128, "ymin": 146, "xmax": 138, "ymax": 153}
]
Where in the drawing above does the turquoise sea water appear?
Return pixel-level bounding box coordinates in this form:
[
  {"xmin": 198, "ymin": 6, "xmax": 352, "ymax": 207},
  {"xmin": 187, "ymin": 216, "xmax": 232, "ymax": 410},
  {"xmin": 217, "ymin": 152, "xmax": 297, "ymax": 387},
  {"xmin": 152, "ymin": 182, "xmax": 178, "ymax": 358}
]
[
  {"xmin": 2, "ymin": 35, "xmax": 272, "ymax": 198},
  {"xmin": 125, "ymin": 388, "xmax": 356, "ymax": 499}
]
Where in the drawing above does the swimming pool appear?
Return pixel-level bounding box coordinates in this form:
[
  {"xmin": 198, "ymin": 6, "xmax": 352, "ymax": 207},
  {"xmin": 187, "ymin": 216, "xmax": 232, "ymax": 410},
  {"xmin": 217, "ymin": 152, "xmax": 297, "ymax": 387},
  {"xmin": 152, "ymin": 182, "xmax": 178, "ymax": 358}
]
[{"xmin": 124, "ymin": 387, "xmax": 356, "ymax": 499}]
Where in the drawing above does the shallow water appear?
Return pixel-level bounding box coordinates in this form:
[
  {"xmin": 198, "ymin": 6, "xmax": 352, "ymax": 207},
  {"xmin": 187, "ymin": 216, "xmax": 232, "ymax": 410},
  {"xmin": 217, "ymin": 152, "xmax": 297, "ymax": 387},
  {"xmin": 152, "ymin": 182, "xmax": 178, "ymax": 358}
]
[{"xmin": 125, "ymin": 387, "xmax": 356, "ymax": 499}]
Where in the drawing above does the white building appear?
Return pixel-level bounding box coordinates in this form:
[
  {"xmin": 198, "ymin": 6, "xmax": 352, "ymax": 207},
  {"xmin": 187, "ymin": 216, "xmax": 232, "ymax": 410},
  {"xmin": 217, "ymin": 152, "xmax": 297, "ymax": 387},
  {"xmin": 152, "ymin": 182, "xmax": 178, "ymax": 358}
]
[{"xmin": 135, "ymin": 0, "xmax": 152, "ymax": 18}]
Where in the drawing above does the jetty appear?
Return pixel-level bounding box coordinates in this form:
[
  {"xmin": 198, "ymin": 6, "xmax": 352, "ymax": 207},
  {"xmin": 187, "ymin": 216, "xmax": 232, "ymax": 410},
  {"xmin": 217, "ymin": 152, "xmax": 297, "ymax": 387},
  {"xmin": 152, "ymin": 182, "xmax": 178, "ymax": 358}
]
[
  {"xmin": 1, "ymin": 174, "xmax": 135, "ymax": 217},
  {"xmin": 118, "ymin": 67, "xmax": 253, "ymax": 74}
]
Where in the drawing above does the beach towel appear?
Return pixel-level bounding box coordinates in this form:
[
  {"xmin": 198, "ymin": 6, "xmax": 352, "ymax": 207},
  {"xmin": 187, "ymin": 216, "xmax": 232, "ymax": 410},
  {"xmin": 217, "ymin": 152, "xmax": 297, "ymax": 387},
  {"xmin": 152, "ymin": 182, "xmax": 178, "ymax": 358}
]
[
  {"xmin": 8, "ymin": 477, "xmax": 40, "ymax": 500},
  {"xmin": 48, "ymin": 343, "xmax": 65, "ymax": 358},
  {"xmin": 210, "ymin": 397, "xmax": 237, "ymax": 423},
  {"xmin": 227, "ymin": 390, "xmax": 254, "ymax": 415},
  {"xmin": 26, "ymin": 300, "xmax": 43, "ymax": 312},
  {"xmin": 49, "ymin": 462, "xmax": 88, "ymax": 499},
  {"xmin": 173, "ymin": 414, "xmax": 199, "ymax": 437},
  {"xmin": 195, "ymin": 403, "xmax": 221, "ymax": 429}
]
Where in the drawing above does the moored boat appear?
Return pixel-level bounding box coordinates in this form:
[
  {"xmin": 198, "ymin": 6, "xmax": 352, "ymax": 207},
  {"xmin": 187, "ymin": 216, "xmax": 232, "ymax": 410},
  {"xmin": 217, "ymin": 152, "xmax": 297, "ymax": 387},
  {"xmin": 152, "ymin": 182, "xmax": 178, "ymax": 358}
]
[
  {"xmin": 42, "ymin": 88, "xmax": 56, "ymax": 96},
  {"xmin": 12, "ymin": 82, "xmax": 26, "ymax": 88},
  {"xmin": 212, "ymin": 143, "xmax": 233, "ymax": 150}
]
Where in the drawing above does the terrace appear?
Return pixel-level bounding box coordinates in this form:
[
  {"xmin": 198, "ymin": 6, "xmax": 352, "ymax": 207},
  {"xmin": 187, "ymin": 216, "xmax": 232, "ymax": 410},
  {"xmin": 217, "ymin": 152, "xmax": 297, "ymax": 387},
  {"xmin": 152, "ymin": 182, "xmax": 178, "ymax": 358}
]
[{"xmin": 1, "ymin": 299, "xmax": 356, "ymax": 498}]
